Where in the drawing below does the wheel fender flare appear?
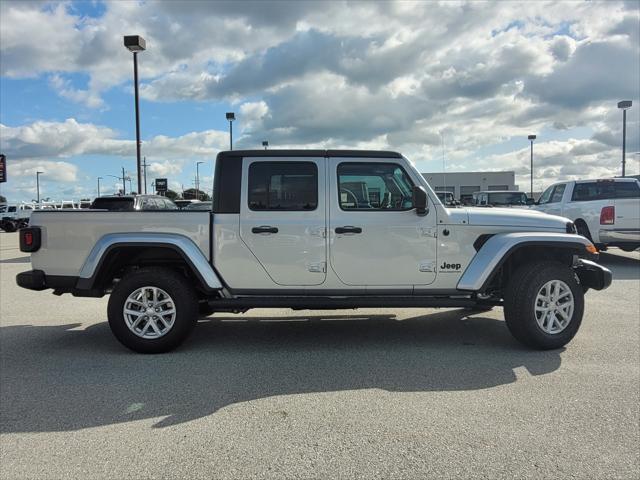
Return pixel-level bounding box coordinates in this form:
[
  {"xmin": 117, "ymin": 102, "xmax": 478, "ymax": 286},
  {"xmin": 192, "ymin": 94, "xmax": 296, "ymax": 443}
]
[
  {"xmin": 457, "ymin": 232, "xmax": 594, "ymax": 292},
  {"xmin": 76, "ymin": 233, "xmax": 223, "ymax": 291}
]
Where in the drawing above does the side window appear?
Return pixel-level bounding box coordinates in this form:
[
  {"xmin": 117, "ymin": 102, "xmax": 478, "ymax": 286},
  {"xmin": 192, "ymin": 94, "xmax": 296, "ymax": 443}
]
[
  {"xmin": 338, "ymin": 163, "xmax": 414, "ymax": 211},
  {"xmin": 615, "ymin": 182, "xmax": 640, "ymax": 199},
  {"xmin": 549, "ymin": 184, "xmax": 566, "ymax": 203},
  {"xmin": 538, "ymin": 185, "xmax": 554, "ymax": 204},
  {"xmin": 248, "ymin": 162, "xmax": 318, "ymax": 211}
]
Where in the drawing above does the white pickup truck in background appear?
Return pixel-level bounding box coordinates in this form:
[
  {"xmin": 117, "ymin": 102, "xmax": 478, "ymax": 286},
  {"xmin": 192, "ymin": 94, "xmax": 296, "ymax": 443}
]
[{"xmin": 533, "ymin": 178, "xmax": 640, "ymax": 251}]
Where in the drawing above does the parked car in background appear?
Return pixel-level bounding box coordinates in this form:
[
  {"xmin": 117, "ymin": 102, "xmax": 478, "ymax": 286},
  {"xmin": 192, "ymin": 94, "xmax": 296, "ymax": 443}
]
[
  {"xmin": 533, "ymin": 178, "xmax": 640, "ymax": 251},
  {"xmin": 90, "ymin": 195, "xmax": 179, "ymax": 211},
  {"xmin": 435, "ymin": 191, "xmax": 459, "ymax": 206},
  {"xmin": 1, "ymin": 204, "xmax": 34, "ymax": 231},
  {"xmin": 184, "ymin": 201, "xmax": 212, "ymax": 211},
  {"xmin": 174, "ymin": 199, "xmax": 201, "ymax": 209},
  {"xmin": 472, "ymin": 191, "xmax": 531, "ymax": 208}
]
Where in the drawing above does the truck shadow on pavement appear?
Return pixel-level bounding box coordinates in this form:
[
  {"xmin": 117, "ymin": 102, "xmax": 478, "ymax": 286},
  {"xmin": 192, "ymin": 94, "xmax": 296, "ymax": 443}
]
[
  {"xmin": 0, "ymin": 310, "xmax": 563, "ymax": 433},
  {"xmin": 598, "ymin": 252, "xmax": 640, "ymax": 280}
]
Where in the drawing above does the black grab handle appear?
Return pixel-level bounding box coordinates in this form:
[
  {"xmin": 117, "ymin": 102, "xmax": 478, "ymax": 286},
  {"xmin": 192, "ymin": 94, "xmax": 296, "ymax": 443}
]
[
  {"xmin": 335, "ymin": 226, "xmax": 362, "ymax": 234},
  {"xmin": 252, "ymin": 226, "xmax": 279, "ymax": 234}
]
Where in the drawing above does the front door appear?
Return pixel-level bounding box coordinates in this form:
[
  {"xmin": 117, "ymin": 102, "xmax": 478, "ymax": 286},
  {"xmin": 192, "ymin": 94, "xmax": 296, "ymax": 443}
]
[
  {"xmin": 239, "ymin": 157, "xmax": 327, "ymax": 286},
  {"xmin": 328, "ymin": 158, "xmax": 437, "ymax": 286}
]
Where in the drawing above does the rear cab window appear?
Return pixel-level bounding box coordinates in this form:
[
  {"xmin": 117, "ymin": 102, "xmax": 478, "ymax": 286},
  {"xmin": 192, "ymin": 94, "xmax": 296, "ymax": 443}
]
[
  {"xmin": 248, "ymin": 162, "xmax": 318, "ymax": 211},
  {"xmin": 91, "ymin": 198, "xmax": 134, "ymax": 211}
]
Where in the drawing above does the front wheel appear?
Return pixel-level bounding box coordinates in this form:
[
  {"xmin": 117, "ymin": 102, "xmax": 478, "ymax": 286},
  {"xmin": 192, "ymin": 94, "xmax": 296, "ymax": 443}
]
[
  {"xmin": 107, "ymin": 267, "xmax": 198, "ymax": 353},
  {"xmin": 504, "ymin": 261, "xmax": 584, "ymax": 350}
]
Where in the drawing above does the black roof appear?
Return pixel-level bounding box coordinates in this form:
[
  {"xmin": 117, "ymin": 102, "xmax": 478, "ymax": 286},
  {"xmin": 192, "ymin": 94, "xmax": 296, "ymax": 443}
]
[{"xmin": 217, "ymin": 149, "xmax": 402, "ymax": 160}]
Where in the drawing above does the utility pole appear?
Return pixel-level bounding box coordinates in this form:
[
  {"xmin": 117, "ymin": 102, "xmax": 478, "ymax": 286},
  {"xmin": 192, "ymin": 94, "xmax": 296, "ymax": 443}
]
[
  {"xmin": 97, "ymin": 176, "xmax": 102, "ymax": 197},
  {"xmin": 122, "ymin": 167, "xmax": 127, "ymax": 195}
]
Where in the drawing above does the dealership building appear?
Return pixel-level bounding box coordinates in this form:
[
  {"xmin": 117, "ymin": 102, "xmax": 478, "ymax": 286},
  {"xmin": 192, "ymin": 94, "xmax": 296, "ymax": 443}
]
[{"xmin": 421, "ymin": 171, "xmax": 519, "ymax": 203}]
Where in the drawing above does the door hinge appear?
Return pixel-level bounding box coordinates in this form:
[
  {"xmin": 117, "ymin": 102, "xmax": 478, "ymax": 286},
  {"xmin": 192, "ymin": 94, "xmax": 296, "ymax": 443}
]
[
  {"xmin": 307, "ymin": 261, "xmax": 326, "ymax": 273},
  {"xmin": 419, "ymin": 261, "xmax": 436, "ymax": 272},
  {"xmin": 420, "ymin": 227, "xmax": 438, "ymax": 238}
]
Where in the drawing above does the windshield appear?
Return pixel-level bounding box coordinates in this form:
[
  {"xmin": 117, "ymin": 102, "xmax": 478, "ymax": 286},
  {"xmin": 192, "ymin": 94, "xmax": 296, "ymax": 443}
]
[{"xmin": 488, "ymin": 192, "xmax": 527, "ymax": 205}]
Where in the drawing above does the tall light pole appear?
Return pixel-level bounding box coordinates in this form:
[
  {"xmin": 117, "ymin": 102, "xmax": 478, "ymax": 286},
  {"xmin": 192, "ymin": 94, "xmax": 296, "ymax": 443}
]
[
  {"xmin": 617, "ymin": 100, "xmax": 632, "ymax": 177},
  {"xmin": 124, "ymin": 35, "xmax": 146, "ymax": 194},
  {"xmin": 36, "ymin": 171, "xmax": 43, "ymax": 204},
  {"xmin": 142, "ymin": 156, "xmax": 148, "ymax": 194},
  {"xmin": 226, "ymin": 112, "xmax": 235, "ymax": 150},
  {"xmin": 262, "ymin": 140, "xmax": 269, "ymax": 150},
  {"xmin": 196, "ymin": 161, "xmax": 204, "ymax": 200},
  {"xmin": 97, "ymin": 176, "xmax": 103, "ymax": 197},
  {"xmin": 528, "ymin": 134, "xmax": 536, "ymax": 199}
]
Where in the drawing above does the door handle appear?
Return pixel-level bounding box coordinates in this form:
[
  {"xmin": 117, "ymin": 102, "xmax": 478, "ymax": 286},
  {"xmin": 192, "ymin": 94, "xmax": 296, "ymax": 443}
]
[
  {"xmin": 252, "ymin": 226, "xmax": 279, "ymax": 234},
  {"xmin": 335, "ymin": 226, "xmax": 362, "ymax": 234}
]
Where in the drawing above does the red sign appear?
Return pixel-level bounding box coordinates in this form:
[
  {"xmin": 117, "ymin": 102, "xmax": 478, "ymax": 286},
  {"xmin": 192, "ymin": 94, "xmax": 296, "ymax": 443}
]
[{"xmin": 0, "ymin": 155, "xmax": 6, "ymax": 183}]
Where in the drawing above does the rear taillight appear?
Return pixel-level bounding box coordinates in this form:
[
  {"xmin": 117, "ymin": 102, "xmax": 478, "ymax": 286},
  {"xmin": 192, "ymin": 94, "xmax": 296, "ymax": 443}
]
[
  {"xmin": 600, "ymin": 206, "xmax": 615, "ymax": 225},
  {"xmin": 19, "ymin": 227, "xmax": 41, "ymax": 252}
]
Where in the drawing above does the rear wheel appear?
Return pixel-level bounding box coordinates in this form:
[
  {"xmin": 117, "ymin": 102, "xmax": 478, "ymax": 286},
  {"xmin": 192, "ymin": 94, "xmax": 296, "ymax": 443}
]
[
  {"xmin": 504, "ymin": 261, "xmax": 584, "ymax": 350},
  {"xmin": 108, "ymin": 267, "xmax": 198, "ymax": 353}
]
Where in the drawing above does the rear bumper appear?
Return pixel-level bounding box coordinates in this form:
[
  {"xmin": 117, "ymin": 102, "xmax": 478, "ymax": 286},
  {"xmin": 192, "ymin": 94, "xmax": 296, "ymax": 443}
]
[
  {"xmin": 574, "ymin": 259, "xmax": 612, "ymax": 291},
  {"xmin": 598, "ymin": 229, "xmax": 640, "ymax": 244},
  {"xmin": 16, "ymin": 270, "xmax": 81, "ymax": 292}
]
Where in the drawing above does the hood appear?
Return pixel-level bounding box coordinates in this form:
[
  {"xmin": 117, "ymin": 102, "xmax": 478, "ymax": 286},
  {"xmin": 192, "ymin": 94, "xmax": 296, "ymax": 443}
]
[{"xmin": 447, "ymin": 207, "xmax": 570, "ymax": 231}]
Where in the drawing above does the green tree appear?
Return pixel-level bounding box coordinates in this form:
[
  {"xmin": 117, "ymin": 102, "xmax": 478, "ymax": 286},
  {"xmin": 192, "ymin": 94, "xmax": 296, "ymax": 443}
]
[
  {"xmin": 164, "ymin": 189, "xmax": 179, "ymax": 201},
  {"xmin": 0, "ymin": 194, "xmax": 6, "ymax": 203},
  {"xmin": 182, "ymin": 188, "xmax": 210, "ymax": 201}
]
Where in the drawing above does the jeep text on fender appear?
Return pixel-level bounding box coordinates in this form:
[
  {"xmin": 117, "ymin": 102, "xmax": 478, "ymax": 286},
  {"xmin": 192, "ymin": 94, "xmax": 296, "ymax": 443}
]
[{"xmin": 17, "ymin": 150, "xmax": 611, "ymax": 353}]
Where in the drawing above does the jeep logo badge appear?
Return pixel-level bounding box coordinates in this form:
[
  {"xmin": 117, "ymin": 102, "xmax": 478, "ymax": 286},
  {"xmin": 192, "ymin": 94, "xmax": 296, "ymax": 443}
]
[{"xmin": 440, "ymin": 261, "xmax": 462, "ymax": 272}]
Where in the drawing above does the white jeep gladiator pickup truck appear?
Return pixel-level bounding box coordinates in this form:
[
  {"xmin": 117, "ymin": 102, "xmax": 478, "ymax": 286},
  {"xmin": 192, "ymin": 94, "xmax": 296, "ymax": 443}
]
[
  {"xmin": 17, "ymin": 150, "xmax": 611, "ymax": 353},
  {"xmin": 533, "ymin": 177, "xmax": 640, "ymax": 251}
]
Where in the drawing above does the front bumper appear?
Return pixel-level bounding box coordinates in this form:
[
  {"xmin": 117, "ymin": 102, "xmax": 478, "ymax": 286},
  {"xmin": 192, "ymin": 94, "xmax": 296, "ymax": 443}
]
[{"xmin": 574, "ymin": 259, "xmax": 612, "ymax": 291}]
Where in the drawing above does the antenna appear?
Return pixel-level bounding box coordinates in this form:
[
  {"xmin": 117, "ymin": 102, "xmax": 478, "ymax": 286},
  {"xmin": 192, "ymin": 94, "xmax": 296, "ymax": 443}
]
[{"xmin": 441, "ymin": 132, "xmax": 447, "ymax": 196}]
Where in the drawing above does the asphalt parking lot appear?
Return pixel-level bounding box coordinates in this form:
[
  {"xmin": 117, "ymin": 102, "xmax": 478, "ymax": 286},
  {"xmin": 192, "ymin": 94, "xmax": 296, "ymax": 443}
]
[{"xmin": 1, "ymin": 231, "xmax": 638, "ymax": 479}]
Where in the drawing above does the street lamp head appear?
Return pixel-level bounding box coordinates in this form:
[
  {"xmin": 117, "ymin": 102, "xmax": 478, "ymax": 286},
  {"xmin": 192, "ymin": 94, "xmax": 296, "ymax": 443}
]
[
  {"xmin": 124, "ymin": 35, "xmax": 146, "ymax": 52},
  {"xmin": 226, "ymin": 112, "xmax": 235, "ymax": 121},
  {"xmin": 617, "ymin": 100, "xmax": 632, "ymax": 109},
  {"xmin": 528, "ymin": 134, "xmax": 537, "ymax": 141}
]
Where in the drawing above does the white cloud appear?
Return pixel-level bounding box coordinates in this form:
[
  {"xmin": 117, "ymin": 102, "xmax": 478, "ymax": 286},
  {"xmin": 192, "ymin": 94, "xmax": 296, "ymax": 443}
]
[{"xmin": 0, "ymin": 118, "xmax": 227, "ymax": 162}]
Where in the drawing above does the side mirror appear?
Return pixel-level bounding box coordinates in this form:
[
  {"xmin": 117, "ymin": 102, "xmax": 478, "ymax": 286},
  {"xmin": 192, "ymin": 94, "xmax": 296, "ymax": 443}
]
[
  {"xmin": 413, "ymin": 186, "xmax": 428, "ymax": 216},
  {"xmin": 526, "ymin": 198, "xmax": 535, "ymax": 205}
]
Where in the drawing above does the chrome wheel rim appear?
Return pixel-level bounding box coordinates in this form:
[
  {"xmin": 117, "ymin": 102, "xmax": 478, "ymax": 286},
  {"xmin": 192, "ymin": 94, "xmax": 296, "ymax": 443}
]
[
  {"xmin": 123, "ymin": 286, "xmax": 176, "ymax": 339},
  {"xmin": 534, "ymin": 280, "xmax": 574, "ymax": 334}
]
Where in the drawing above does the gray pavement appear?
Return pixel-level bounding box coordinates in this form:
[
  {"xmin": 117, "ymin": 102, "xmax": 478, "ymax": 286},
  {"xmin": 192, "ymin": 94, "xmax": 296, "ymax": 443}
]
[{"xmin": 1, "ymin": 231, "xmax": 639, "ymax": 479}]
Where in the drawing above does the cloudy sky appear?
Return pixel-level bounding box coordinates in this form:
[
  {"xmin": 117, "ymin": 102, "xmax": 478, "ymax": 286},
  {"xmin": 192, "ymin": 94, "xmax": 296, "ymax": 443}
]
[{"xmin": 1, "ymin": 0, "xmax": 639, "ymax": 201}]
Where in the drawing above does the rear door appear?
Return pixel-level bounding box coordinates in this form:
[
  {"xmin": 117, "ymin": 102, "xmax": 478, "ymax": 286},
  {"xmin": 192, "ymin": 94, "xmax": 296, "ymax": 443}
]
[
  {"xmin": 328, "ymin": 158, "xmax": 437, "ymax": 286},
  {"xmin": 239, "ymin": 157, "xmax": 326, "ymax": 286}
]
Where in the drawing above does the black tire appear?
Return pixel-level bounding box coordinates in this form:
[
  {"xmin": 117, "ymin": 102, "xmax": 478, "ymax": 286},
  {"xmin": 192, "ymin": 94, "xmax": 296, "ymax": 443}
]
[
  {"xmin": 2, "ymin": 220, "xmax": 17, "ymax": 232},
  {"xmin": 107, "ymin": 267, "xmax": 198, "ymax": 353},
  {"xmin": 575, "ymin": 220, "xmax": 592, "ymax": 241},
  {"xmin": 504, "ymin": 261, "xmax": 584, "ymax": 350}
]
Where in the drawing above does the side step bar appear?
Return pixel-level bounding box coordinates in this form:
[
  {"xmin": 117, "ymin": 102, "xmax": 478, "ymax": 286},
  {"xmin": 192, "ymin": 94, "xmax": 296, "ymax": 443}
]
[{"xmin": 207, "ymin": 295, "xmax": 501, "ymax": 310}]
